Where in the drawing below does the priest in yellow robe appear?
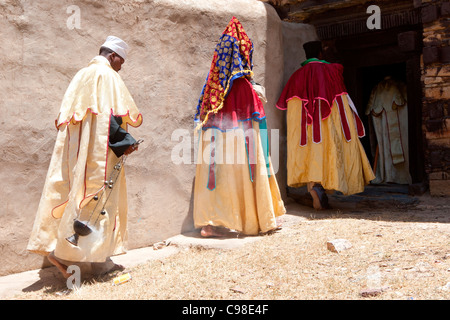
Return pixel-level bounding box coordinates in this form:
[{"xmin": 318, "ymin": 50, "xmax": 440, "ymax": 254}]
[
  {"xmin": 27, "ymin": 36, "xmax": 143, "ymax": 278},
  {"xmin": 193, "ymin": 17, "xmax": 285, "ymax": 237},
  {"xmin": 277, "ymin": 41, "xmax": 375, "ymax": 209}
]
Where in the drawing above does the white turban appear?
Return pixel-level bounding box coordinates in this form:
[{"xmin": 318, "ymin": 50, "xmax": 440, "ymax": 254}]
[{"xmin": 101, "ymin": 36, "xmax": 129, "ymax": 60}]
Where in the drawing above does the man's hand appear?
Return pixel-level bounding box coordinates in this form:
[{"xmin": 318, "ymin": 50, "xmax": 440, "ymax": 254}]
[
  {"xmin": 123, "ymin": 144, "xmax": 138, "ymax": 155},
  {"xmin": 123, "ymin": 139, "xmax": 143, "ymax": 155}
]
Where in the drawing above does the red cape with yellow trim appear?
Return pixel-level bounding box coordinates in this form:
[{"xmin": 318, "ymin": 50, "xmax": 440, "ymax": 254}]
[{"xmin": 277, "ymin": 61, "xmax": 364, "ymax": 146}]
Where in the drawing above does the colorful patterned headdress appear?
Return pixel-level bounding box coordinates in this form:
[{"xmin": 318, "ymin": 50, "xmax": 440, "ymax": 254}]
[{"xmin": 195, "ymin": 16, "xmax": 254, "ymax": 128}]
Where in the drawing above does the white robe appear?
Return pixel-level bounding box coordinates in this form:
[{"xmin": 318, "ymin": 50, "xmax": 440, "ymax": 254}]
[{"xmin": 366, "ymin": 76, "xmax": 411, "ymax": 184}]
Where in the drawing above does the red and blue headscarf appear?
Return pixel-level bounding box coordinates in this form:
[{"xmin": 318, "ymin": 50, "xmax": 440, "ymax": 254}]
[{"xmin": 195, "ymin": 16, "xmax": 254, "ymax": 128}]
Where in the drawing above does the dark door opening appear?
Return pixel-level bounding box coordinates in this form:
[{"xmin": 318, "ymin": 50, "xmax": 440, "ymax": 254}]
[
  {"xmin": 359, "ymin": 63, "xmax": 412, "ymax": 185},
  {"xmin": 326, "ymin": 25, "xmax": 425, "ymax": 185}
]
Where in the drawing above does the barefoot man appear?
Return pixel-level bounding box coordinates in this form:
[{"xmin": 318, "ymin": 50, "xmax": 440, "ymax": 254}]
[
  {"xmin": 27, "ymin": 36, "xmax": 143, "ymax": 278},
  {"xmin": 276, "ymin": 41, "xmax": 375, "ymax": 209}
]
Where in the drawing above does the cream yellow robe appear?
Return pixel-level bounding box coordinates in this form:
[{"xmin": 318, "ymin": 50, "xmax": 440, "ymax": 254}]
[
  {"xmin": 366, "ymin": 77, "xmax": 411, "ymax": 184},
  {"xmin": 193, "ymin": 121, "xmax": 286, "ymax": 235},
  {"xmin": 27, "ymin": 56, "xmax": 142, "ymax": 262},
  {"xmin": 286, "ymin": 95, "xmax": 375, "ymax": 195}
]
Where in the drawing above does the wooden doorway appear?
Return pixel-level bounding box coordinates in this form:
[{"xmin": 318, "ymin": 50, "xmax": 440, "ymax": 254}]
[{"xmin": 323, "ymin": 25, "xmax": 425, "ymax": 184}]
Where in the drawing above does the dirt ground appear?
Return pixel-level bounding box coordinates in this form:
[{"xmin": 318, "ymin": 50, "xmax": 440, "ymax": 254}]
[{"xmin": 6, "ymin": 186, "xmax": 450, "ymax": 300}]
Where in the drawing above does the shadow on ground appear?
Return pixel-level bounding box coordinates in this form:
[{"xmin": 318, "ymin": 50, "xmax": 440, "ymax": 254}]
[
  {"xmin": 5, "ymin": 184, "xmax": 448, "ymax": 299},
  {"xmin": 286, "ymin": 184, "xmax": 450, "ymax": 224},
  {"xmin": 19, "ymin": 261, "xmax": 125, "ymax": 297}
]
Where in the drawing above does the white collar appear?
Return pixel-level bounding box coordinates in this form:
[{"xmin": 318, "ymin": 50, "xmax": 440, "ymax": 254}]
[{"xmin": 88, "ymin": 55, "xmax": 112, "ymax": 68}]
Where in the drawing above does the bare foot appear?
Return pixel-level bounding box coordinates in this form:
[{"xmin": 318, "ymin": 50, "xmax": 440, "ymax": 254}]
[
  {"xmin": 310, "ymin": 185, "xmax": 331, "ymax": 210},
  {"xmin": 309, "ymin": 189, "xmax": 323, "ymax": 210},
  {"xmin": 109, "ymin": 263, "xmax": 125, "ymax": 273},
  {"xmin": 200, "ymin": 225, "xmax": 226, "ymax": 237},
  {"xmin": 260, "ymin": 218, "xmax": 283, "ymax": 235},
  {"xmin": 276, "ymin": 217, "xmax": 283, "ymax": 229},
  {"xmin": 48, "ymin": 252, "xmax": 71, "ymax": 279}
]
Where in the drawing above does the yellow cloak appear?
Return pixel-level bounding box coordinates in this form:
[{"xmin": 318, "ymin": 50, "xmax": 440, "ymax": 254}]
[
  {"xmin": 27, "ymin": 56, "xmax": 142, "ymax": 262},
  {"xmin": 194, "ymin": 121, "xmax": 286, "ymax": 235},
  {"xmin": 286, "ymin": 95, "xmax": 375, "ymax": 195}
]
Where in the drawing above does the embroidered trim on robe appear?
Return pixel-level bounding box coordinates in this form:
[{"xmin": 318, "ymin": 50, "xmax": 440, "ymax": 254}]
[{"xmin": 277, "ymin": 60, "xmax": 365, "ymax": 146}]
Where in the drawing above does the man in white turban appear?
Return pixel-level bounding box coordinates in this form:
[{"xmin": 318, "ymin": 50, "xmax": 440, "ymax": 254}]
[
  {"xmin": 27, "ymin": 36, "xmax": 143, "ymax": 279},
  {"xmin": 99, "ymin": 35, "xmax": 129, "ymax": 71}
]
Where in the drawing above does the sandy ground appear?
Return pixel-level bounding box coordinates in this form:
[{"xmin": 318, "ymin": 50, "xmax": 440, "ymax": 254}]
[{"xmin": 1, "ymin": 185, "xmax": 449, "ymax": 300}]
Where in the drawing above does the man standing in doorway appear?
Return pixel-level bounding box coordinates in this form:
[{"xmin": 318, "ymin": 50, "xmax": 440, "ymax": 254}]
[{"xmin": 277, "ymin": 41, "xmax": 375, "ymax": 209}]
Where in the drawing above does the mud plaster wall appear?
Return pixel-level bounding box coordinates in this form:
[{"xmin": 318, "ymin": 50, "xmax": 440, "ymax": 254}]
[{"xmin": 0, "ymin": 0, "xmax": 317, "ymax": 276}]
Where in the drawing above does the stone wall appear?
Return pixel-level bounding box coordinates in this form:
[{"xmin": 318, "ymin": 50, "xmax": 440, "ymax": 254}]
[
  {"xmin": 419, "ymin": 0, "xmax": 450, "ymax": 196},
  {"xmin": 0, "ymin": 0, "xmax": 317, "ymax": 276}
]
